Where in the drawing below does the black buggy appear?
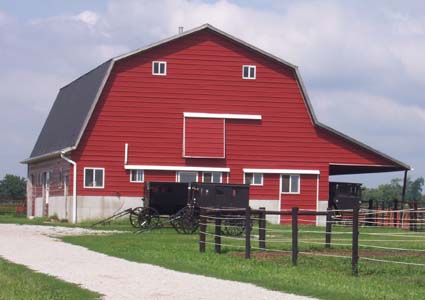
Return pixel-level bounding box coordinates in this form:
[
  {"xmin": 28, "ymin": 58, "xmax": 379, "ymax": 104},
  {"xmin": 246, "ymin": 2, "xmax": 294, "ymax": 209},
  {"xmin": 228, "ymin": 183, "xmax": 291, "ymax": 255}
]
[{"xmin": 137, "ymin": 182, "xmax": 250, "ymax": 234}]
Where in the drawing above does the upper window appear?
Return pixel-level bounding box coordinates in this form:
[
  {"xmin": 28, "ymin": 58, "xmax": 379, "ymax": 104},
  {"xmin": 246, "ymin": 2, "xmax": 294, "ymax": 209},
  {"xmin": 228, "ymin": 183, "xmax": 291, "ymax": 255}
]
[
  {"xmin": 281, "ymin": 175, "xmax": 300, "ymax": 194},
  {"xmin": 177, "ymin": 171, "xmax": 198, "ymax": 183},
  {"xmin": 84, "ymin": 168, "xmax": 104, "ymax": 188},
  {"xmin": 203, "ymin": 172, "xmax": 222, "ymax": 183},
  {"xmin": 152, "ymin": 61, "xmax": 167, "ymax": 76},
  {"xmin": 244, "ymin": 173, "xmax": 263, "ymax": 185},
  {"xmin": 130, "ymin": 170, "xmax": 144, "ymax": 183},
  {"xmin": 242, "ymin": 65, "xmax": 256, "ymax": 79}
]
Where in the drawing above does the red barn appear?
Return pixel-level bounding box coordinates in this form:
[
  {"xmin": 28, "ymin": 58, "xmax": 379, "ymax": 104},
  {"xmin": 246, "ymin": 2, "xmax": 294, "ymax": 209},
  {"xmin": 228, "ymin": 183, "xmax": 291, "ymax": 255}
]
[{"xmin": 22, "ymin": 24, "xmax": 410, "ymax": 223}]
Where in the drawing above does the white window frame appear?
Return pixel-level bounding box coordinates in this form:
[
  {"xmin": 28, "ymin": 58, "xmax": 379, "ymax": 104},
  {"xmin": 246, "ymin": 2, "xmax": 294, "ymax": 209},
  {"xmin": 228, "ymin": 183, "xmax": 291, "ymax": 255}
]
[
  {"xmin": 152, "ymin": 61, "xmax": 167, "ymax": 76},
  {"xmin": 202, "ymin": 172, "xmax": 222, "ymax": 183},
  {"xmin": 176, "ymin": 171, "xmax": 198, "ymax": 183},
  {"xmin": 242, "ymin": 65, "xmax": 256, "ymax": 80},
  {"xmin": 244, "ymin": 173, "xmax": 263, "ymax": 186},
  {"xmin": 83, "ymin": 167, "xmax": 105, "ymax": 189},
  {"xmin": 281, "ymin": 174, "xmax": 300, "ymax": 194},
  {"xmin": 130, "ymin": 169, "xmax": 144, "ymax": 183}
]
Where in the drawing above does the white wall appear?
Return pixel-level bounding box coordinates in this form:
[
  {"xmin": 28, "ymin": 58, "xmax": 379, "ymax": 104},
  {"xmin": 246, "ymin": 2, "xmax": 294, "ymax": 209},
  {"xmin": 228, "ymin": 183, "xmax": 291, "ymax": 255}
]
[{"xmin": 250, "ymin": 199, "xmax": 280, "ymax": 224}]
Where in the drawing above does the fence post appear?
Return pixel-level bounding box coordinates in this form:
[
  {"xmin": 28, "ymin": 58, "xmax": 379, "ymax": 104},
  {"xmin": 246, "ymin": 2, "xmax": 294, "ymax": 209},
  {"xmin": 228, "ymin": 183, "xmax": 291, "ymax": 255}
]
[
  {"xmin": 352, "ymin": 204, "xmax": 359, "ymax": 276},
  {"xmin": 215, "ymin": 211, "xmax": 221, "ymax": 254},
  {"xmin": 414, "ymin": 201, "xmax": 418, "ymax": 232},
  {"xmin": 393, "ymin": 199, "xmax": 398, "ymax": 228},
  {"xmin": 245, "ymin": 206, "xmax": 251, "ymax": 259},
  {"xmin": 325, "ymin": 208, "xmax": 332, "ymax": 249},
  {"xmin": 199, "ymin": 208, "xmax": 206, "ymax": 253},
  {"xmin": 259, "ymin": 207, "xmax": 266, "ymax": 250},
  {"xmin": 292, "ymin": 207, "xmax": 299, "ymax": 266}
]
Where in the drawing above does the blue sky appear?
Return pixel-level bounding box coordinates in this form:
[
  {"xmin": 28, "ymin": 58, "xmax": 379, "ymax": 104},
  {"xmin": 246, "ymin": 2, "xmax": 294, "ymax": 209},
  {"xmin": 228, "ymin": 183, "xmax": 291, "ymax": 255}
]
[{"xmin": 1, "ymin": 0, "xmax": 424, "ymax": 188}]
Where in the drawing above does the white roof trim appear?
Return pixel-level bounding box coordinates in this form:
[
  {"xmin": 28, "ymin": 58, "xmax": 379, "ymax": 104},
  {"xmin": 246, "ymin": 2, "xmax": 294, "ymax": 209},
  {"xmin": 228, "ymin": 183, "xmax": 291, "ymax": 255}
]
[
  {"xmin": 243, "ymin": 168, "xmax": 320, "ymax": 175},
  {"xmin": 184, "ymin": 112, "xmax": 261, "ymax": 120},
  {"xmin": 125, "ymin": 165, "xmax": 230, "ymax": 172}
]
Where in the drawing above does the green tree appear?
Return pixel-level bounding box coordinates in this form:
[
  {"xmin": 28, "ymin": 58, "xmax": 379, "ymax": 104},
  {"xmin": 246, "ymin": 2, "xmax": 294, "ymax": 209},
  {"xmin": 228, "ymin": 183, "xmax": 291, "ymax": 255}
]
[
  {"xmin": 0, "ymin": 174, "xmax": 26, "ymax": 200},
  {"xmin": 362, "ymin": 176, "xmax": 424, "ymax": 202}
]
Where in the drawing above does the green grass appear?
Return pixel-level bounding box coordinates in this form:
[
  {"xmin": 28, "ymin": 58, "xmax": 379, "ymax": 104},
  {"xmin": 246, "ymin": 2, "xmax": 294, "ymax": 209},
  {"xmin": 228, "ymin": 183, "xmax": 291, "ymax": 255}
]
[
  {"xmin": 62, "ymin": 224, "xmax": 425, "ymax": 300},
  {"xmin": 0, "ymin": 213, "xmax": 135, "ymax": 231},
  {"xmin": 0, "ymin": 258, "xmax": 101, "ymax": 300}
]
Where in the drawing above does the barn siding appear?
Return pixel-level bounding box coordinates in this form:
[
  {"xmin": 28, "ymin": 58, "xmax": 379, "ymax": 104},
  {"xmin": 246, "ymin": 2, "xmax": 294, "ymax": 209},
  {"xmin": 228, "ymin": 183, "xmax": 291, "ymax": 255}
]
[{"xmin": 65, "ymin": 29, "xmax": 395, "ymax": 213}]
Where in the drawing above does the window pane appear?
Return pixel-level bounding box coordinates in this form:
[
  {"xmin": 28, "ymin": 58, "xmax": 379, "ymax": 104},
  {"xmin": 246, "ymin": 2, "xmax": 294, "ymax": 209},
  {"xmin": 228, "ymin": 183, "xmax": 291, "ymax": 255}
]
[
  {"xmin": 243, "ymin": 66, "xmax": 249, "ymax": 78},
  {"xmin": 137, "ymin": 170, "xmax": 144, "ymax": 182},
  {"xmin": 179, "ymin": 172, "xmax": 197, "ymax": 183},
  {"xmin": 212, "ymin": 172, "xmax": 221, "ymax": 183},
  {"xmin": 282, "ymin": 175, "xmax": 289, "ymax": 193},
  {"xmin": 85, "ymin": 169, "xmax": 94, "ymax": 187},
  {"xmin": 203, "ymin": 172, "xmax": 212, "ymax": 183},
  {"xmin": 249, "ymin": 67, "xmax": 255, "ymax": 78},
  {"xmin": 290, "ymin": 175, "xmax": 299, "ymax": 193},
  {"xmin": 95, "ymin": 169, "xmax": 103, "ymax": 187},
  {"xmin": 244, "ymin": 173, "xmax": 252, "ymax": 185},
  {"xmin": 153, "ymin": 62, "xmax": 159, "ymax": 74},
  {"xmin": 253, "ymin": 173, "xmax": 262, "ymax": 185},
  {"xmin": 159, "ymin": 63, "xmax": 165, "ymax": 74}
]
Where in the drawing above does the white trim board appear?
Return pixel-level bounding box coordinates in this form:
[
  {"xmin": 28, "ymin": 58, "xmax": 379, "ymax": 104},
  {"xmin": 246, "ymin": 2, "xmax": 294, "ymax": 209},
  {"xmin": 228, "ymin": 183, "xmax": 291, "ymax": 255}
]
[
  {"xmin": 243, "ymin": 168, "xmax": 320, "ymax": 175},
  {"xmin": 184, "ymin": 112, "xmax": 261, "ymax": 120},
  {"xmin": 124, "ymin": 165, "xmax": 230, "ymax": 172}
]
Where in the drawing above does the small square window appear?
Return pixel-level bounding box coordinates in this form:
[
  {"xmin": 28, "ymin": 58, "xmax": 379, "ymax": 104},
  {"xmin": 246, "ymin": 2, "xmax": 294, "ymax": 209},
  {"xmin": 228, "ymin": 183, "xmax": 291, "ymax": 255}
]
[
  {"xmin": 242, "ymin": 65, "xmax": 256, "ymax": 79},
  {"xmin": 84, "ymin": 168, "xmax": 105, "ymax": 188},
  {"xmin": 130, "ymin": 170, "xmax": 144, "ymax": 183},
  {"xmin": 281, "ymin": 175, "xmax": 300, "ymax": 194},
  {"xmin": 244, "ymin": 173, "xmax": 263, "ymax": 185},
  {"xmin": 203, "ymin": 172, "xmax": 222, "ymax": 183},
  {"xmin": 152, "ymin": 61, "xmax": 167, "ymax": 76},
  {"xmin": 177, "ymin": 171, "xmax": 198, "ymax": 183}
]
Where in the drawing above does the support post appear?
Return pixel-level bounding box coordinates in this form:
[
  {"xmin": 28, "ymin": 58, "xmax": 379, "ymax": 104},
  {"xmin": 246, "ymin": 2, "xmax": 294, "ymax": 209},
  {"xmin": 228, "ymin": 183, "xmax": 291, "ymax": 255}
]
[
  {"xmin": 245, "ymin": 206, "xmax": 251, "ymax": 259},
  {"xmin": 401, "ymin": 170, "xmax": 408, "ymax": 203},
  {"xmin": 292, "ymin": 207, "xmax": 299, "ymax": 266},
  {"xmin": 393, "ymin": 199, "xmax": 398, "ymax": 228},
  {"xmin": 259, "ymin": 207, "xmax": 266, "ymax": 249},
  {"xmin": 325, "ymin": 208, "xmax": 332, "ymax": 249},
  {"xmin": 199, "ymin": 209, "xmax": 206, "ymax": 253},
  {"xmin": 352, "ymin": 203, "xmax": 359, "ymax": 276},
  {"xmin": 214, "ymin": 212, "xmax": 221, "ymax": 254}
]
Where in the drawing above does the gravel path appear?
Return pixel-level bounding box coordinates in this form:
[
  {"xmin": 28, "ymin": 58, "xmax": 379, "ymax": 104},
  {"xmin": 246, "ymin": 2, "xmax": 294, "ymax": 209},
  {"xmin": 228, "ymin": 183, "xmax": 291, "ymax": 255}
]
[{"xmin": 0, "ymin": 224, "xmax": 317, "ymax": 300}]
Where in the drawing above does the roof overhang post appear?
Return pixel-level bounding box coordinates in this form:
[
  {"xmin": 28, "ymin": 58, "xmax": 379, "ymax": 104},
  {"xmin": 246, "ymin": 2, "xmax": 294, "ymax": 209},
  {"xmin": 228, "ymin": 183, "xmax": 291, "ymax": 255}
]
[{"xmin": 401, "ymin": 170, "xmax": 408, "ymax": 203}]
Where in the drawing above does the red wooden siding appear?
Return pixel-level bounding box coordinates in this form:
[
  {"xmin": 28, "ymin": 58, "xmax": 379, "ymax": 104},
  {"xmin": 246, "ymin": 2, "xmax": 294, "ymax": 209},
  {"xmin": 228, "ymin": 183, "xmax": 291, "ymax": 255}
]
[
  {"xmin": 67, "ymin": 27, "xmax": 398, "ymax": 209},
  {"xmin": 280, "ymin": 174, "xmax": 317, "ymax": 224},
  {"xmin": 184, "ymin": 118, "xmax": 224, "ymax": 158}
]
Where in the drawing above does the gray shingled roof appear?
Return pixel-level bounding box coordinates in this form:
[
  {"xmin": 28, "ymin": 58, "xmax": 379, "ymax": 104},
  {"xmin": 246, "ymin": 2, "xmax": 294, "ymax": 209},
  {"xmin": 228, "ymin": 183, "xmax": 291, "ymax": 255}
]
[
  {"xmin": 28, "ymin": 60, "xmax": 112, "ymax": 159},
  {"xmin": 22, "ymin": 24, "xmax": 411, "ymax": 170}
]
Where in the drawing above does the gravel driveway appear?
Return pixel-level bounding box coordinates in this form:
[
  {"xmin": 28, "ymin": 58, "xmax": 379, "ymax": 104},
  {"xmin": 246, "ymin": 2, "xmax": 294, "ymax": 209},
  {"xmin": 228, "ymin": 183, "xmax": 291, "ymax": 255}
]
[{"xmin": 0, "ymin": 224, "xmax": 317, "ymax": 300}]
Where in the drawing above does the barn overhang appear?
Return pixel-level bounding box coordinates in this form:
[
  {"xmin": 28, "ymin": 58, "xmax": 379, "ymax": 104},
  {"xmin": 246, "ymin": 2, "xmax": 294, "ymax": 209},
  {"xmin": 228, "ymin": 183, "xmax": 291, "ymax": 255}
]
[{"xmin": 329, "ymin": 163, "xmax": 409, "ymax": 175}]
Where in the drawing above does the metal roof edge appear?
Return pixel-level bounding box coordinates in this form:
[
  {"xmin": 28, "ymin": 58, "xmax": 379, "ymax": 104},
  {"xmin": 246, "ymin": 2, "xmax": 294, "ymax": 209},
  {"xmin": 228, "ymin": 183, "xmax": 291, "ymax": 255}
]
[
  {"xmin": 316, "ymin": 122, "xmax": 411, "ymax": 170},
  {"xmin": 21, "ymin": 147, "xmax": 73, "ymax": 164}
]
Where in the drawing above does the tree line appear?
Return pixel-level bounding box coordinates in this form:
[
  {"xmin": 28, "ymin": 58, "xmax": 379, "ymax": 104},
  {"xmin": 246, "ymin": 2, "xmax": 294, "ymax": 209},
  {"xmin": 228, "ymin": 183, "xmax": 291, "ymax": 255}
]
[
  {"xmin": 0, "ymin": 174, "xmax": 26, "ymax": 201},
  {"xmin": 362, "ymin": 177, "xmax": 425, "ymax": 202}
]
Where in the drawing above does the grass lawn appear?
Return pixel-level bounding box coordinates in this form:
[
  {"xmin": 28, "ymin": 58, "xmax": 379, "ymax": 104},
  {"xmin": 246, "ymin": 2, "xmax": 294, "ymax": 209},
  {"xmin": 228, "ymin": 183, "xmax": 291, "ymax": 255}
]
[
  {"xmin": 0, "ymin": 213, "xmax": 134, "ymax": 231},
  {"xmin": 61, "ymin": 223, "xmax": 425, "ymax": 300},
  {"xmin": 0, "ymin": 258, "xmax": 101, "ymax": 300}
]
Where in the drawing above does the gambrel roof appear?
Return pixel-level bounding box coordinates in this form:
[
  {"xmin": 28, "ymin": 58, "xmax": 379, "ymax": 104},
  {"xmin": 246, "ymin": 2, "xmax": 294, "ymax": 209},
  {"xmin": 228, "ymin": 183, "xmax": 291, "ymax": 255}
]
[{"xmin": 22, "ymin": 24, "xmax": 410, "ymax": 171}]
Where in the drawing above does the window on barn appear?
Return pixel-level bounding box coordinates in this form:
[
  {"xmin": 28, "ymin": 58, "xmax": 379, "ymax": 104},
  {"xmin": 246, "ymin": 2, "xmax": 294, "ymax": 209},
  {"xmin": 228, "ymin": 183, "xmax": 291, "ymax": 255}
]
[
  {"xmin": 58, "ymin": 168, "xmax": 63, "ymax": 189},
  {"xmin": 281, "ymin": 175, "xmax": 300, "ymax": 194},
  {"xmin": 130, "ymin": 170, "xmax": 144, "ymax": 183},
  {"xmin": 177, "ymin": 171, "xmax": 198, "ymax": 183},
  {"xmin": 202, "ymin": 172, "xmax": 222, "ymax": 183},
  {"xmin": 84, "ymin": 168, "xmax": 105, "ymax": 188},
  {"xmin": 152, "ymin": 61, "xmax": 167, "ymax": 76},
  {"xmin": 242, "ymin": 65, "xmax": 256, "ymax": 79},
  {"xmin": 244, "ymin": 173, "xmax": 263, "ymax": 185}
]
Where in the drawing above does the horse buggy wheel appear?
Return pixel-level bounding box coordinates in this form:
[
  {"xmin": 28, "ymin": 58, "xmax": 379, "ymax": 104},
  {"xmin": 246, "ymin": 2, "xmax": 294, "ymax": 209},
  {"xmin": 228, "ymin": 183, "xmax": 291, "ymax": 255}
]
[
  {"xmin": 170, "ymin": 206, "xmax": 200, "ymax": 234},
  {"xmin": 222, "ymin": 216, "xmax": 246, "ymax": 236},
  {"xmin": 129, "ymin": 207, "xmax": 144, "ymax": 228},
  {"xmin": 137, "ymin": 207, "xmax": 161, "ymax": 230}
]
